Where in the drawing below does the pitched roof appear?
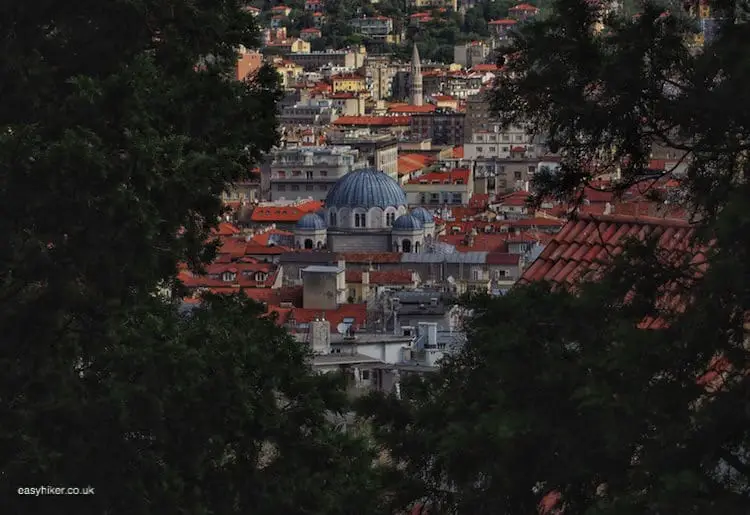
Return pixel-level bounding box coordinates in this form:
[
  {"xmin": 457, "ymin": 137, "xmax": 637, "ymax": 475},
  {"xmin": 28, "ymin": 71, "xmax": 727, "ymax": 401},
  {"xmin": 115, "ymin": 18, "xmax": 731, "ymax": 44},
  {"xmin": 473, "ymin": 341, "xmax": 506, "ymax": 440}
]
[
  {"xmin": 388, "ymin": 103, "xmax": 437, "ymax": 114},
  {"xmin": 518, "ymin": 214, "xmax": 697, "ymax": 288},
  {"xmin": 398, "ymin": 153, "xmax": 435, "ymax": 175},
  {"xmin": 406, "ymin": 169, "xmax": 470, "ymax": 185},
  {"xmin": 250, "ymin": 200, "xmax": 323, "ymax": 222}
]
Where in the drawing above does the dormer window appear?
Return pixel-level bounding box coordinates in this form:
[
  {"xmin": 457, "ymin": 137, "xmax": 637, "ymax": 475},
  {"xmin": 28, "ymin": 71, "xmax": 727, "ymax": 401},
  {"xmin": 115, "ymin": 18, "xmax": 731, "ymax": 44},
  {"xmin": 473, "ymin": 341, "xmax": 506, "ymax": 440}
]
[
  {"xmin": 255, "ymin": 272, "xmax": 268, "ymax": 282},
  {"xmin": 222, "ymin": 271, "xmax": 236, "ymax": 282}
]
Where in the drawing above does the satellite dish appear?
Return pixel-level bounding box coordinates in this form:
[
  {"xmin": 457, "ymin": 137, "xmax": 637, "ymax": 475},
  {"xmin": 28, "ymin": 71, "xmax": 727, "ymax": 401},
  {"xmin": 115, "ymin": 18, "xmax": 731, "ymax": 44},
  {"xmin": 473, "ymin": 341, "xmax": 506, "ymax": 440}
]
[{"xmin": 337, "ymin": 323, "xmax": 352, "ymax": 335}]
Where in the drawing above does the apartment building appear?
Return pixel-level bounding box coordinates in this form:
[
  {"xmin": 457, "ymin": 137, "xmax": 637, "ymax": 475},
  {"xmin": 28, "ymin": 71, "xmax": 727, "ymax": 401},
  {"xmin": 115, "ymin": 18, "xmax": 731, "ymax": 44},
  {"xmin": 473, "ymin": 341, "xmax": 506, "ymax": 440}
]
[{"xmin": 264, "ymin": 146, "xmax": 364, "ymax": 201}]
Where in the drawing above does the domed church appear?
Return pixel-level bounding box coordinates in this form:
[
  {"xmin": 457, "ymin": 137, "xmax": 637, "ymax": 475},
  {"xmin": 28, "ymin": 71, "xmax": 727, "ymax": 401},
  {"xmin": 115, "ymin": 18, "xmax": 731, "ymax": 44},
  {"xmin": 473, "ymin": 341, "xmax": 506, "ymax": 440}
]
[{"xmin": 293, "ymin": 168, "xmax": 435, "ymax": 252}]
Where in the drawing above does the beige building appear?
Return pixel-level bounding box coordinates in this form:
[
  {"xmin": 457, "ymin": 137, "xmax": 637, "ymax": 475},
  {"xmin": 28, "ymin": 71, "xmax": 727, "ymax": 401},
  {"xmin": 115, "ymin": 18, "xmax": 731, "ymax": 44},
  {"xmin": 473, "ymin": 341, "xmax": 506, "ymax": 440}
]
[
  {"xmin": 327, "ymin": 129, "xmax": 400, "ymax": 179},
  {"xmin": 272, "ymin": 59, "xmax": 305, "ymax": 89},
  {"xmin": 286, "ymin": 48, "xmax": 366, "ymax": 71},
  {"xmin": 265, "ymin": 146, "xmax": 364, "ymax": 201},
  {"xmin": 403, "ymin": 168, "xmax": 474, "ymax": 206}
]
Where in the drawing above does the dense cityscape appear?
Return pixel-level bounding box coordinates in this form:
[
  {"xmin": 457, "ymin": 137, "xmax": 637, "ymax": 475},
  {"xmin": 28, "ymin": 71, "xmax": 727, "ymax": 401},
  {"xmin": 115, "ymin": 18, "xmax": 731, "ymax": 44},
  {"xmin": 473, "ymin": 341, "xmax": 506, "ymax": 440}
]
[{"xmin": 3, "ymin": 0, "xmax": 749, "ymax": 514}]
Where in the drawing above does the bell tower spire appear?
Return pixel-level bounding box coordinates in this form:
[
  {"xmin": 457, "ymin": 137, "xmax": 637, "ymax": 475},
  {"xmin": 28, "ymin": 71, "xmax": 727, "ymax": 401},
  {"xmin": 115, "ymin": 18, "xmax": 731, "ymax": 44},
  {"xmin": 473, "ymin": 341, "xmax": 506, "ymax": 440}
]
[{"xmin": 410, "ymin": 43, "xmax": 423, "ymax": 107}]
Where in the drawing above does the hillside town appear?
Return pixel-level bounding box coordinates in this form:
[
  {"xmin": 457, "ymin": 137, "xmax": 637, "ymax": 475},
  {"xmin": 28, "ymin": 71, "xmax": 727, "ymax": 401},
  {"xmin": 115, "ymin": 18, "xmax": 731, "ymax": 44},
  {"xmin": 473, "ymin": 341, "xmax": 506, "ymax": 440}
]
[{"xmin": 180, "ymin": 0, "xmax": 712, "ymax": 397}]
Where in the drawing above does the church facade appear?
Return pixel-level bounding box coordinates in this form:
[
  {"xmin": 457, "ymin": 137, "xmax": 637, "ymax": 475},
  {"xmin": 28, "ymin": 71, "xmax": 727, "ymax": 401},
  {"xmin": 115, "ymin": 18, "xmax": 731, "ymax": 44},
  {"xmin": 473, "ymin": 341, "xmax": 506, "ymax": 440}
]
[{"xmin": 294, "ymin": 168, "xmax": 436, "ymax": 253}]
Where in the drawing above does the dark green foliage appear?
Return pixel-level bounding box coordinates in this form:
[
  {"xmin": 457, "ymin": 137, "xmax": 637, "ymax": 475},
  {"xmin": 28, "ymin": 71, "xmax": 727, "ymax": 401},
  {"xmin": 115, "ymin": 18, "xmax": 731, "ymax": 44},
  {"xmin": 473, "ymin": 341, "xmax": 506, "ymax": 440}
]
[
  {"xmin": 360, "ymin": 0, "xmax": 750, "ymax": 513},
  {"xmin": 0, "ymin": 1, "xmax": 384, "ymax": 513}
]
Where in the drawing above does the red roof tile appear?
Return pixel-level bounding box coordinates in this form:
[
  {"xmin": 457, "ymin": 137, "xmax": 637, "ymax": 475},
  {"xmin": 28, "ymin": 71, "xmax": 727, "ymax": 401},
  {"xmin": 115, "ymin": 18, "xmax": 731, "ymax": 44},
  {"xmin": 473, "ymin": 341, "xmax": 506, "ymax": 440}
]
[
  {"xmin": 518, "ymin": 215, "xmax": 700, "ymax": 330},
  {"xmin": 388, "ymin": 103, "xmax": 437, "ymax": 114},
  {"xmin": 276, "ymin": 303, "xmax": 368, "ymax": 332},
  {"xmin": 398, "ymin": 153, "xmax": 435, "ymax": 175},
  {"xmin": 452, "ymin": 146, "xmax": 464, "ymax": 159},
  {"xmin": 249, "ymin": 228, "xmax": 294, "ymax": 246},
  {"xmin": 250, "ymin": 200, "xmax": 323, "ymax": 222},
  {"xmin": 406, "ymin": 168, "xmax": 470, "ymax": 185}
]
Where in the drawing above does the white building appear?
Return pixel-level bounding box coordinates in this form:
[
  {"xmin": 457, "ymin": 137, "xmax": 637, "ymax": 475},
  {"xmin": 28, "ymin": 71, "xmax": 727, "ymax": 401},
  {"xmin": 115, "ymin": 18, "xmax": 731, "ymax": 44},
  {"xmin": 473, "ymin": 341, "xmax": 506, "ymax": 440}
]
[
  {"xmin": 279, "ymin": 98, "xmax": 339, "ymax": 126},
  {"xmin": 265, "ymin": 146, "xmax": 364, "ymax": 201}
]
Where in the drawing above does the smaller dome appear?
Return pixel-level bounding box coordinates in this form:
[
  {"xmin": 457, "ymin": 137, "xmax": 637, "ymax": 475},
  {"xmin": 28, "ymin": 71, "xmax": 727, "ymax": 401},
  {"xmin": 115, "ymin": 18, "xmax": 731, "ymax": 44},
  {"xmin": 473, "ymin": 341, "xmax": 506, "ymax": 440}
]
[
  {"xmin": 296, "ymin": 213, "xmax": 327, "ymax": 230},
  {"xmin": 392, "ymin": 214, "xmax": 423, "ymax": 231},
  {"xmin": 411, "ymin": 207, "xmax": 434, "ymax": 224}
]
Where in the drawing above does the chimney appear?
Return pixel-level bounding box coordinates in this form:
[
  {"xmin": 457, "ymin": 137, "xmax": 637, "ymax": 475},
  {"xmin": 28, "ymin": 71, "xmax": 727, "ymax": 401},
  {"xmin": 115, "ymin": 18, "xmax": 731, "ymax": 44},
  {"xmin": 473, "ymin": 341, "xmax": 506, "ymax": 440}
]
[{"xmin": 309, "ymin": 319, "xmax": 331, "ymax": 355}]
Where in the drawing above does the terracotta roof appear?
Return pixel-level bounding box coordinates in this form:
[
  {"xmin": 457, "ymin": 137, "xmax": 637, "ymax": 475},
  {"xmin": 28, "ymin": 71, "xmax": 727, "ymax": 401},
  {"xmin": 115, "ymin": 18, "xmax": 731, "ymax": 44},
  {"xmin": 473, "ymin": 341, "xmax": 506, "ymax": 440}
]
[
  {"xmin": 249, "ymin": 229, "xmax": 294, "ymax": 246},
  {"xmin": 511, "ymin": 217, "xmax": 565, "ymax": 228},
  {"xmin": 270, "ymin": 303, "xmax": 368, "ymax": 331},
  {"xmin": 250, "ymin": 200, "xmax": 323, "ymax": 222},
  {"xmin": 470, "ymin": 64, "xmax": 500, "ymax": 72},
  {"xmin": 407, "ymin": 168, "xmax": 470, "ymax": 185},
  {"xmin": 179, "ymin": 262, "xmax": 279, "ymax": 289},
  {"xmin": 388, "ymin": 103, "xmax": 437, "ymax": 114},
  {"xmin": 489, "ymin": 18, "xmax": 518, "ymax": 25},
  {"xmin": 510, "ymin": 3, "xmax": 540, "ymax": 11},
  {"xmin": 518, "ymin": 214, "xmax": 697, "ymax": 288},
  {"xmin": 213, "ymin": 222, "xmax": 241, "ymax": 236},
  {"xmin": 244, "ymin": 243, "xmax": 290, "ymax": 255},
  {"xmin": 452, "ymin": 146, "xmax": 464, "ymax": 159},
  {"xmin": 398, "ymin": 153, "xmax": 435, "ymax": 175},
  {"xmin": 333, "ymin": 115, "xmax": 411, "ymax": 127},
  {"xmin": 337, "ymin": 252, "xmax": 402, "ymax": 264},
  {"xmin": 346, "ymin": 270, "xmax": 415, "ymax": 285}
]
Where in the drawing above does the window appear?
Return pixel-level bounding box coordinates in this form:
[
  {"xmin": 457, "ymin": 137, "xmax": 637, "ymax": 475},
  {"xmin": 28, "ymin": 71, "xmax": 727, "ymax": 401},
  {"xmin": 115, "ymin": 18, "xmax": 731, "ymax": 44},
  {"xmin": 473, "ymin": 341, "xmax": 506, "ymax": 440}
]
[
  {"xmin": 291, "ymin": 185, "xmax": 300, "ymax": 191},
  {"xmin": 304, "ymin": 239, "xmax": 314, "ymax": 249},
  {"xmin": 528, "ymin": 166, "xmax": 536, "ymax": 174},
  {"xmin": 514, "ymin": 134, "xmax": 523, "ymax": 142},
  {"xmin": 502, "ymin": 134, "xmax": 509, "ymax": 142},
  {"xmin": 306, "ymin": 184, "xmax": 314, "ymax": 191},
  {"xmin": 502, "ymin": 146, "xmax": 508, "ymax": 152},
  {"xmin": 361, "ymin": 370, "xmax": 370, "ymax": 381},
  {"xmin": 292, "ymin": 170, "xmax": 302, "ymax": 176},
  {"xmin": 349, "ymin": 288, "xmax": 356, "ymax": 301},
  {"xmin": 472, "ymin": 269, "xmax": 481, "ymax": 280},
  {"xmin": 278, "ymin": 185, "xmax": 286, "ymax": 191},
  {"xmin": 330, "ymin": 211, "xmax": 337, "ymax": 226},
  {"xmin": 476, "ymin": 146, "xmax": 483, "ymax": 153},
  {"xmin": 493, "ymin": 269, "xmax": 508, "ymax": 279},
  {"xmin": 514, "ymin": 171, "xmax": 522, "ymax": 180},
  {"xmin": 306, "ymin": 171, "xmax": 314, "ymax": 179},
  {"xmin": 320, "ymin": 170, "xmax": 328, "ymax": 177},
  {"xmin": 489, "ymin": 147, "xmax": 496, "ymax": 152},
  {"xmin": 355, "ymin": 213, "xmax": 365, "ymax": 227},
  {"xmin": 386, "ymin": 212, "xmax": 396, "ymax": 226}
]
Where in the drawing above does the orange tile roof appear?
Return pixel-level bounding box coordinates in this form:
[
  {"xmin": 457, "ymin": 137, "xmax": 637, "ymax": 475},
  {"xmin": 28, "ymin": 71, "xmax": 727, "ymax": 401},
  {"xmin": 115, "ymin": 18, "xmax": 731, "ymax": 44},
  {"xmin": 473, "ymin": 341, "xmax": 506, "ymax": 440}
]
[
  {"xmin": 470, "ymin": 64, "xmax": 500, "ymax": 72},
  {"xmin": 398, "ymin": 153, "xmax": 435, "ymax": 175},
  {"xmin": 213, "ymin": 222, "xmax": 241, "ymax": 236},
  {"xmin": 510, "ymin": 3, "xmax": 539, "ymax": 11},
  {"xmin": 387, "ymin": 103, "xmax": 437, "ymax": 114},
  {"xmin": 346, "ymin": 270, "xmax": 415, "ymax": 285},
  {"xmin": 270, "ymin": 303, "xmax": 368, "ymax": 332},
  {"xmin": 406, "ymin": 168, "xmax": 470, "ymax": 185},
  {"xmin": 249, "ymin": 229, "xmax": 294, "ymax": 246},
  {"xmin": 469, "ymin": 193, "xmax": 489, "ymax": 208},
  {"xmin": 518, "ymin": 214, "xmax": 697, "ymax": 291},
  {"xmin": 179, "ymin": 263, "xmax": 279, "ymax": 289},
  {"xmin": 452, "ymin": 146, "xmax": 464, "ymax": 159},
  {"xmin": 244, "ymin": 243, "xmax": 290, "ymax": 255},
  {"xmin": 250, "ymin": 200, "xmax": 323, "ymax": 222},
  {"xmin": 333, "ymin": 115, "xmax": 411, "ymax": 127}
]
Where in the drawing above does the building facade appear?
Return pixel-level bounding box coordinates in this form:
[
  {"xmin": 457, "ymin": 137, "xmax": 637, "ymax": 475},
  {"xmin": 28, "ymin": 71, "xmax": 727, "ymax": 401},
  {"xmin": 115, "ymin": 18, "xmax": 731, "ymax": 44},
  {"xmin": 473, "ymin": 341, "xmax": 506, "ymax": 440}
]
[{"xmin": 265, "ymin": 146, "xmax": 364, "ymax": 201}]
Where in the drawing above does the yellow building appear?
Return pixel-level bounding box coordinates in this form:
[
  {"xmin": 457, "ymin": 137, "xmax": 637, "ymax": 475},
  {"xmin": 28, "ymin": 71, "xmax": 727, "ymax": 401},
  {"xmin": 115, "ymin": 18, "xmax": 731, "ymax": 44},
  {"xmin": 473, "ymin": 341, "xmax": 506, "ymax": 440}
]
[
  {"xmin": 332, "ymin": 73, "xmax": 367, "ymax": 93},
  {"xmin": 272, "ymin": 59, "xmax": 304, "ymax": 89}
]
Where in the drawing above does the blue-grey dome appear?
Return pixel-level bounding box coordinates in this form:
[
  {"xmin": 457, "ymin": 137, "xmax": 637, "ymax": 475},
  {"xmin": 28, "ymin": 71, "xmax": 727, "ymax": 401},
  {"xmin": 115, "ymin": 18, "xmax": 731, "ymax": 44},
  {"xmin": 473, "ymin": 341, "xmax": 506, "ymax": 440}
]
[
  {"xmin": 410, "ymin": 207, "xmax": 434, "ymax": 224},
  {"xmin": 325, "ymin": 168, "xmax": 407, "ymax": 209},
  {"xmin": 296, "ymin": 213, "xmax": 327, "ymax": 230},
  {"xmin": 392, "ymin": 214, "xmax": 423, "ymax": 231}
]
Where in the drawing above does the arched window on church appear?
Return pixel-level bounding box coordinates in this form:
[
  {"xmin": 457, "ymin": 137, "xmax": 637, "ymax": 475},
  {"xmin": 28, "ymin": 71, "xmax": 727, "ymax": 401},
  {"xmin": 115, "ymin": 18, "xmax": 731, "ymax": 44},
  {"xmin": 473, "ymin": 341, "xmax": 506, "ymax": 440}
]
[
  {"xmin": 330, "ymin": 211, "xmax": 337, "ymax": 227},
  {"xmin": 414, "ymin": 241, "xmax": 421, "ymax": 253},
  {"xmin": 386, "ymin": 212, "xmax": 395, "ymax": 226},
  {"xmin": 304, "ymin": 239, "xmax": 313, "ymax": 249},
  {"xmin": 402, "ymin": 239, "xmax": 412, "ymax": 253},
  {"xmin": 355, "ymin": 213, "xmax": 365, "ymax": 228}
]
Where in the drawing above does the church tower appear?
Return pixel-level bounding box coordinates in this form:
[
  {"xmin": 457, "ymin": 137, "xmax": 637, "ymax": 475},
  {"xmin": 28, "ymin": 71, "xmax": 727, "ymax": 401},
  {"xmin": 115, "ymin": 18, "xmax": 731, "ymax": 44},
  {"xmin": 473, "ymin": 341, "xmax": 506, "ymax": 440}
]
[{"xmin": 410, "ymin": 43, "xmax": 423, "ymax": 106}]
